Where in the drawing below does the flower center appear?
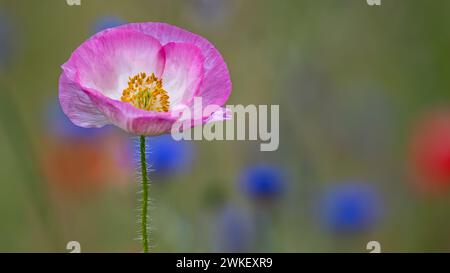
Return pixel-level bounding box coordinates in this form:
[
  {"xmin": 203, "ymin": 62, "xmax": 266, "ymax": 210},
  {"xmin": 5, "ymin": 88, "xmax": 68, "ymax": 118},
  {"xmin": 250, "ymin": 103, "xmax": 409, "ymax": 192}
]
[{"xmin": 121, "ymin": 72, "xmax": 170, "ymax": 112}]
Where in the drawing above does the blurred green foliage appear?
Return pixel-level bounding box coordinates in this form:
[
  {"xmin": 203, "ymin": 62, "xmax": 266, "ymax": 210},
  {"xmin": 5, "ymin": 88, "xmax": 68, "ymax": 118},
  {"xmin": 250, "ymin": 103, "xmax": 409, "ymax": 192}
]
[{"xmin": 1, "ymin": 0, "xmax": 450, "ymax": 252}]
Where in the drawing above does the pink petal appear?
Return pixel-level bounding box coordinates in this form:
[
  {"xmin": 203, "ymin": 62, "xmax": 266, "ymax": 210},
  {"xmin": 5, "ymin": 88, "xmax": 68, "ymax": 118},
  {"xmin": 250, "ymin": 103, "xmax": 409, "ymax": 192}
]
[
  {"xmin": 170, "ymin": 104, "xmax": 231, "ymax": 133},
  {"xmin": 60, "ymin": 70, "xmax": 179, "ymax": 135},
  {"xmin": 60, "ymin": 23, "xmax": 232, "ymax": 136},
  {"xmin": 59, "ymin": 72, "xmax": 110, "ymax": 128},
  {"xmin": 205, "ymin": 107, "xmax": 232, "ymax": 123},
  {"xmin": 119, "ymin": 23, "xmax": 231, "ymax": 107},
  {"xmin": 161, "ymin": 42, "xmax": 204, "ymax": 106},
  {"xmin": 81, "ymin": 87, "xmax": 180, "ymax": 136},
  {"xmin": 62, "ymin": 28, "xmax": 165, "ymax": 101}
]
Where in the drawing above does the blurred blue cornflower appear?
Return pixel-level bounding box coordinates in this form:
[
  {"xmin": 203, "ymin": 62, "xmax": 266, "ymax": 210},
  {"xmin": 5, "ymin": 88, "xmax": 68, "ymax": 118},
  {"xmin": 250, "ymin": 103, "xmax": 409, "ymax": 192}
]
[
  {"xmin": 188, "ymin": 0, "xmax": 230, "ymax": 26},
  {"xmin": 135, "ymin": 135, "xmax": 195, "ymax": 178},
  {"xmin": 317, "ymin": 183, "xmax": 383, "ymax": 234},
  {"xmin": 214, "ymin": 204, "xmax": 254, "ymax": 252},
  {"xmin": 92, "ymin": 15, "xmax": 126, "ymax": 33},
  {"xmin": 0, "ymin": 10, "xmax": 14, "ymax": 68},
  {"xmin": 44, "ymin": 99, "xmax": 110, "ymax": 140},
  {"xmin": 239, "ymin": 164, "xmax": 286, "ymax": 200}
]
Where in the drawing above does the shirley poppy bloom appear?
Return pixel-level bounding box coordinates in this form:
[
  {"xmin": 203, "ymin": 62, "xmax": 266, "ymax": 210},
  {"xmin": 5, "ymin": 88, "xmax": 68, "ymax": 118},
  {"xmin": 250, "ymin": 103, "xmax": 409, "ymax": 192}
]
[
  {"xmin": 58, "ymin": 22, "xmax": 232, "ymax": 252},
  {"xmin": 59, "ymin": 22, "xmax": 231, "ymax": 136}
]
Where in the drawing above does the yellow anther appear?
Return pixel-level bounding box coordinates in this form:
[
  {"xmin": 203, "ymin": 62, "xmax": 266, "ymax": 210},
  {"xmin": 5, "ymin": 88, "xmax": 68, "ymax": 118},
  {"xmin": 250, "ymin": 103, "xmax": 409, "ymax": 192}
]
[{"xmin": 121, "ymin": 72, "xmax": 170, "ymax": 112}]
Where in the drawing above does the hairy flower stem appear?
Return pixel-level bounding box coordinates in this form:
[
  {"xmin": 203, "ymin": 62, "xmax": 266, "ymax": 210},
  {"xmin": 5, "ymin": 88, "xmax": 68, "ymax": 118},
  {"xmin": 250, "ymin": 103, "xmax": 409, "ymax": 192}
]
[{"xmin": 140, "ymin": 135, "xmax": 150, "ymax": 253}]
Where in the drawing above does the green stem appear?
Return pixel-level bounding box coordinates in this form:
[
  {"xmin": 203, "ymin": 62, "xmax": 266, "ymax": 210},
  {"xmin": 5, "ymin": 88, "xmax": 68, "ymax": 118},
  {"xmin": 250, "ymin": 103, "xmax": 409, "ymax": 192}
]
[{"xmin": 140, "ymin": 135, "xmax": 149, "ymax": 253}]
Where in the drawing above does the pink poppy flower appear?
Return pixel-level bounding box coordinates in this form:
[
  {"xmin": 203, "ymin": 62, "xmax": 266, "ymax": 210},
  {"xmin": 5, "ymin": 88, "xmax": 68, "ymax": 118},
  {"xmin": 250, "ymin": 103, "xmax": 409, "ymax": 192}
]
[{"xmin": 59, "ymin": 22, "xmax": 231, "ymax": 136}]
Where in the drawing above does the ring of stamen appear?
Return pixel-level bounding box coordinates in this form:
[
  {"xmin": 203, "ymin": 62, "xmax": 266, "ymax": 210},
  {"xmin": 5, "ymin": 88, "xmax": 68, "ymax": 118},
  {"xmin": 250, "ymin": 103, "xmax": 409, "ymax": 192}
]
[{"xmin": 121, "ymin": 72, "xmax": 170, "ymax": 112}]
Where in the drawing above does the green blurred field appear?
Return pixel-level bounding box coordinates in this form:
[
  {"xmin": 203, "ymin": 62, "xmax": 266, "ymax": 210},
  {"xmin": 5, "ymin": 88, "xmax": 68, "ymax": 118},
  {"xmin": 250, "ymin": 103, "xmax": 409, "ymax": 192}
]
[{"xmin": 1, "ymin": 0, "xmax": 450, "ymax": 252}]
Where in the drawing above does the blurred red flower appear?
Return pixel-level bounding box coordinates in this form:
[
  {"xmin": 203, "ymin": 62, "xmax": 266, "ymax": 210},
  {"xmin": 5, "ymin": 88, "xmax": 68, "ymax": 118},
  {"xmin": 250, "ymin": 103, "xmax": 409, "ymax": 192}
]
[
  {"xmin": 409, "ymin": 109, "xmax": 450, "ymax": 193},
  {"xmin": 40, "ymin": 134, "xmax": 131, "ymax": 196}
]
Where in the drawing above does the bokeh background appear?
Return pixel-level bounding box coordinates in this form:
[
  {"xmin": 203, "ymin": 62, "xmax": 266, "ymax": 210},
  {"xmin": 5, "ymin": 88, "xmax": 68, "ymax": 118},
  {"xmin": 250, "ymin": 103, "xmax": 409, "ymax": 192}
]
[{"xmin": 1, "ymin": 0, "xmax": 450, "ymax": 252}]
